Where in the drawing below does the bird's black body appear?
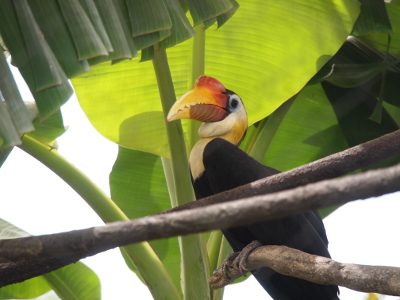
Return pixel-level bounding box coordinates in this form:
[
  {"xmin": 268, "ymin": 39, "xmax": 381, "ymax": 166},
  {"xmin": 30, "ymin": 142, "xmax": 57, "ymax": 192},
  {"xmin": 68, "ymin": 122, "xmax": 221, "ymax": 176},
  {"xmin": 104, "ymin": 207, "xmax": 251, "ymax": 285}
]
[
  {"xmin": 167, "ymin": 75, "xmax": 339, "ymax": 299},
  {"xmin": 193, "ymin": 138, "xmax": 339, "ymax": 300}
]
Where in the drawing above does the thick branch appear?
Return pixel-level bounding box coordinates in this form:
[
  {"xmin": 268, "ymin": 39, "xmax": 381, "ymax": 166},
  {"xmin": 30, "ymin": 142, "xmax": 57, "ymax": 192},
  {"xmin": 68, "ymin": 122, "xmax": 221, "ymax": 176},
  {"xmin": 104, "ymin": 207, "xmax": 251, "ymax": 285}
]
[
  {"xmin": 161, "ymin": 129, "xmax": 400, "ymax": 214},
  {"xmin": 209, "ymin": 245, "xmax": 400, "ymax": 296},
  {"xmin": 0, "ymin": 254, "xmax": 89, "ymax": 287},
  {"xmin": 0, "ymin": 162, "xmax": 399, "ymax": 287}
]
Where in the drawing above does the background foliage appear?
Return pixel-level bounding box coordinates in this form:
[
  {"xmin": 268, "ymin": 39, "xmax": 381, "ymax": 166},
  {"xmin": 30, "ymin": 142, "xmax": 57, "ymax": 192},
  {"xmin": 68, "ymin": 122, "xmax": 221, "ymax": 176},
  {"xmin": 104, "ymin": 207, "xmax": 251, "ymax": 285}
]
[{"xmin": 0, "ymin": 0, "xmax": 399, "ymax": 299}]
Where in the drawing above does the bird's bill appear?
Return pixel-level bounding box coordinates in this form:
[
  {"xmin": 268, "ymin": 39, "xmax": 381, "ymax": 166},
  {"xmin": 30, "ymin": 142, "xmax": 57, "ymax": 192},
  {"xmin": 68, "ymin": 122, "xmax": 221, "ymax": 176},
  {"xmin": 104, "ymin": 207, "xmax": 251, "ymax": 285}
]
[{"xmin": 167, "ymin": 76, "xmax": 228, "ymax": 123}]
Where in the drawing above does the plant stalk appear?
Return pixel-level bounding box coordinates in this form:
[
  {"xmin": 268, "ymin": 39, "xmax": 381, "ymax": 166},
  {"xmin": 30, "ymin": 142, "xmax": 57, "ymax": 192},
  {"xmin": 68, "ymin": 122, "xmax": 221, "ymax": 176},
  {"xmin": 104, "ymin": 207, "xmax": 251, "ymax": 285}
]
[
  {"xmin": 153, "ymin": 46, "xmax": 210, "ymax": 300},
  {"xmin": 188, "ymin": 24, "xmax": 206, "ymax": 150},
  {"xmin": 18, "ymin": 135, "xmax": 181, "ymax": 300}
]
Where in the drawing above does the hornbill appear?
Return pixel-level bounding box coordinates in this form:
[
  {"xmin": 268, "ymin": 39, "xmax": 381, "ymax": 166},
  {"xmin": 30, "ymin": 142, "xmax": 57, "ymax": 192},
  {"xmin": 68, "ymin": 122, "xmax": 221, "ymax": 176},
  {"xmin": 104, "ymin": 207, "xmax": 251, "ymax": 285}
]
[{"xmin": 167, "ymin": 76, "xmax": 339, "ymax": 300}]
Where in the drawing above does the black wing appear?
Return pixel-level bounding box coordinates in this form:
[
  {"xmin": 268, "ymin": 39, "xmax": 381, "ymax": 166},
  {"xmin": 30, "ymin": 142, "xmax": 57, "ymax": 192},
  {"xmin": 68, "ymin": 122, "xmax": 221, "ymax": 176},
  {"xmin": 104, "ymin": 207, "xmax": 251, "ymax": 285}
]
[{"xmin": 195, "ymin": 138, "xmax": 339, "ymax": 300}]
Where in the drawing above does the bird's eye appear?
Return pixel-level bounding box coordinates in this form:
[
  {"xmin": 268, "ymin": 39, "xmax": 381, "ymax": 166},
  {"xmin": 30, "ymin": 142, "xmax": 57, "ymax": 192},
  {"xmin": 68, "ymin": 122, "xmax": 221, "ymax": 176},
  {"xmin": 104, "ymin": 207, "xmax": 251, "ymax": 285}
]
[{"xmin": 228, "ymin": 94, "xmax": 241, "ymax": 111}]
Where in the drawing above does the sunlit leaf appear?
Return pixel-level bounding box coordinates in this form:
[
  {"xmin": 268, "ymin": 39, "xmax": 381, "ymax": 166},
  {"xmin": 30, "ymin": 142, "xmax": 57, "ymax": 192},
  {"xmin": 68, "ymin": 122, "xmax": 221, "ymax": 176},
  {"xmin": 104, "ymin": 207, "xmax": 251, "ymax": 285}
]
[{"xmin": 73, "ymin": 0, "xmax": 360, "ymax": 157}]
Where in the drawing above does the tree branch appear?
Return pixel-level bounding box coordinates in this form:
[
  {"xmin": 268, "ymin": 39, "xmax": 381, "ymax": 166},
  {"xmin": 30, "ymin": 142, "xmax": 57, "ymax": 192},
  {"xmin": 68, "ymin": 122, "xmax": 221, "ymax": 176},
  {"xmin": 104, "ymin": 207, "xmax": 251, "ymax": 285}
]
[
  {"xmin": 0, "ymin": 162, "xmax": 399, "ymax": 289},
  {"xmin": 209, "ymin": 245, "xmax": 400, "ymax": 296},
  {"xmin": 160, "ymin": 129, "xmax": 400, "ymax": 214}
]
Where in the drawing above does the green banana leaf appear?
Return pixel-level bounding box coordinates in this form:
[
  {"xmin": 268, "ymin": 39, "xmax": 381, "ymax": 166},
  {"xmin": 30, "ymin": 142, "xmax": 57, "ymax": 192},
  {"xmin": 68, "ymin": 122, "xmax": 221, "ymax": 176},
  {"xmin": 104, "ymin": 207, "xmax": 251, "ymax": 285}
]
[
  {"xmin": 358, "ymin": 0, "xmax": 400, "ymax": 54},
  {"xmin": 72, "ymin": 1, "xmax": 360, "ymax": 294},
  {"xmin": 109, "ymin": 147, "xmax": 181, "ymax": 291},
  {"xmin": 72, "ymin": 0, "xmax": 360, "ymax": 158},
  {"xmin": 0, "ymin": 0, "xmax": 235, "ymax": 149}
]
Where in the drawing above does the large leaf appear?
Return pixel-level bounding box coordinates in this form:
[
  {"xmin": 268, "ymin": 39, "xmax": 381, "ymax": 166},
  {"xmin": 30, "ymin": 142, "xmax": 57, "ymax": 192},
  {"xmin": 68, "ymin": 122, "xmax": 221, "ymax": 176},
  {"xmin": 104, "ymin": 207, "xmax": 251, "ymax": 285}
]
[
  {"xmin": 322, "ymin": 80, "xmax": 400, "ymax": 170},
  {"xmin": 73, "ymin": 0, "xmax": 360, "ymax": 157},
  {"xmin": 110, "ymin": 147, "xmax": 181, "ymax": 291},
  {"xmin": 27, "ymin": 0, "xmax": 91, "ymax": 78},
  {"xmin": 351, "ymin": 0, "xmax": 393, "ymax": 35},
  {"xmin": 0, "ymin": 0, "xmax": 74, "ymax": 120},
  {"xmin": 262, "ymin": 84, "xmax": 349, "ymax": 172},
  {"xmin": 358, "ymin": 0, "xmax": 400, "ymax": 55}
]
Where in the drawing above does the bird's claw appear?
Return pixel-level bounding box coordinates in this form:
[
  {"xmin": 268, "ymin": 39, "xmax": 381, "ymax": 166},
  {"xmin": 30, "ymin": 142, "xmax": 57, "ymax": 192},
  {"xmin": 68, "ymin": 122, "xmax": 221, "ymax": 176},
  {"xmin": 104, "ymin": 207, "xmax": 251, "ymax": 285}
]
[
  {"xmin": 219, "ymin": 252, "xmax": 241, "ymax": 280},
  {"xmin": 235, "ymin": 240, "xmax": 263, "ymax": 276},
  {"xmin": 220, "ymin": 240, "xmax": 263, "ymax": 278}
]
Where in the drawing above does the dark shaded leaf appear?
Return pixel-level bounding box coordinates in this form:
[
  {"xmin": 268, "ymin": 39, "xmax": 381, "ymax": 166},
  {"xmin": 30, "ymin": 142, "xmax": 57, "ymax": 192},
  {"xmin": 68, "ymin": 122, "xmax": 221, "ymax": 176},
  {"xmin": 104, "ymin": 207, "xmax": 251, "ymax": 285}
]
[
  {"xmin": 58, "ymin": 0, "xmax": 109, "ymax": 60},
  {"xmin": 126, "ymin": 0, "xmax": 172, "ymax": 37},
  {"xmin": 27, "ymin": 109, "xmax": 66, "ymax": 145},
  {"xmin": 262, "ymin": 83, "xmax": 349, "ymax": 172},
  {"xmin": 358, "ymin": 0, "xmax": 400, "ymax": 55},
  {"xmin": 0, "ymin": 100, "xmax": 20, "ymax": 149},
  {"xmin": 310, "ymin": 37, "xmax": 399, "ymax": 87},
  {"xmin": 217, "ymin": 0, "xmax": 240, "ymax": 28},
  {"xmin": 322, "ymin": 80, "xmax": 400, "ymax": 170},
  {"xmin": 133, "ymin": 30, "xmax": 171, "ymax": 51},
  {"xmin": 0, "ymin": 0, "xmax": 74, "ymax": 119},
  {"xmin": 94, "ymin": 0, "xmax": 135, "ymax": 61},
  {"xmin": 0, "ymin": 51, "xmax": 34, "ymax": 135},
  {"xmin": 15, "ymin": 0, "xmax": 64, "ymax": 92},
  {"xmin": 384, "ymin": 101, "xmax": 400, "ymax": 126},
  {"xmin": 158, "ymin": 0, "xmax": 195, "ymax": 49},
  {"xmin": 352, "ymin": 0, "xmax": 393, "ymax": 35},
  {"xmin": 325, "ymin": 62, "xmax": 396, "ymax": 88},
  {"xmin": 0, "ymin": 147, "xmax": 13, "ymax": 168},
  {"xmin": 367, "ymin": 69, "xmax": 400, "ymax": 108},
  {"xmin": 140, "ymin": 46, "xmax": 155, "ymax": 62},
  {"xmin": 27, "ymin": 0, "xmax": 90, "ymax": 78},
  {"xmin": 78, "ymin": 0, "xmax": 114, "ymax": 52},
  {"xmin": 185, "ymin": 0, "xmax": 233, "ymax": 26}
]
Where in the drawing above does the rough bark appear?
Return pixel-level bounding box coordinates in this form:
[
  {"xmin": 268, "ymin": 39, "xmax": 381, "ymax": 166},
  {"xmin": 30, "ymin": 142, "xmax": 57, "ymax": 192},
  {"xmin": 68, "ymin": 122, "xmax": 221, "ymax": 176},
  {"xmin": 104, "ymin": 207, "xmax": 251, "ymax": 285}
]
[
  {"xmin": 0, "ymin": 162, "xmax": 399, "ymax": 289},
  {"xmin": 209, "ymin": 245, "xmax": 400, "ymax": 296},
  {"xmin": 160, "ymin": 129, "xmax": 400, "ymax": 214}
]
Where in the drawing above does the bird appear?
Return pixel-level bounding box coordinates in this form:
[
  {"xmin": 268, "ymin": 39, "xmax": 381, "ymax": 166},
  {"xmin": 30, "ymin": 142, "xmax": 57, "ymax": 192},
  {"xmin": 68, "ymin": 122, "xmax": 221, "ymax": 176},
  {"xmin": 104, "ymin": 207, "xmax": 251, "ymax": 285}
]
[{"xmin": 167, "ymin": 75, "xmax": 339, "ymax": 300}]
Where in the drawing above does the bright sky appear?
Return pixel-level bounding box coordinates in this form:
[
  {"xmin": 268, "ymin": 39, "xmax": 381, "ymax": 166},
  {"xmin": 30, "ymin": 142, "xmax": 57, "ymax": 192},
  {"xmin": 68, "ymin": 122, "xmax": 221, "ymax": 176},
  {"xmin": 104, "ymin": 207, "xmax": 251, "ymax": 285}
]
[{"xmin": 0, "ymin": 64, "xmax": 399, "ymax": 300}]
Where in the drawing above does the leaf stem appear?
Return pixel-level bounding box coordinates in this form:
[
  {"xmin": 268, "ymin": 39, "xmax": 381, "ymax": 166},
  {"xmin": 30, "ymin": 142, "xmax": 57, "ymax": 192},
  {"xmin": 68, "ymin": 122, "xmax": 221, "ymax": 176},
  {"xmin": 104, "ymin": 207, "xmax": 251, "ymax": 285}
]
[
  {"xmin": 153, "ymin": 46, "xmax": 210, "ymax": 300},
  {"xmin": 18, "ymin": 135, "xmax": 181, "ymax": 300}
]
